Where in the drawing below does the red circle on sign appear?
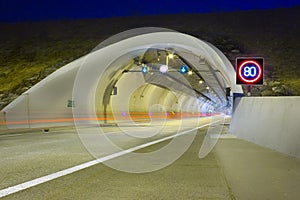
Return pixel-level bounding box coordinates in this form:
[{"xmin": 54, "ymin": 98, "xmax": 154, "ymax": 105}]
[{"xmin": 238, "ymin": 60, "xmax": 262, "ymax": 83}]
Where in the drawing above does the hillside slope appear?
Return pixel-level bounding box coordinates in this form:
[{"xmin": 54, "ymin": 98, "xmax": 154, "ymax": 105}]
[{"xmin": 0, "ymin": 6, "xmax": 299, "ymax": 109}]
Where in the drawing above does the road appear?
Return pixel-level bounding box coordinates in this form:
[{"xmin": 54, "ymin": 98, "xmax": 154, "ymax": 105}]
[{"xmin": 0, "ymin": 117, "xmax": 299, "ymax": 199}]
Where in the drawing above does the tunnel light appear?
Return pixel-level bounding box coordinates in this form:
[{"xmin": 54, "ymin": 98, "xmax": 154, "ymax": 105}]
[
  {"xmin": 160, "ymin": 65, "xmax": 168, "ymax": 73},
  {"xmin": 179, "ymin": 66, "xmax": 188, "ymax": 74},
  {"xmin": 206, "ymin": 86, "xmax": 210, "ymax": 90},
  {"xmin": 199, "ymin": 80, "xmax": 203, "ymax": 84},
  {"xmin": 141, "ymin": 66, "xmax": 148, "ymax": 73},
  {"xmin": 168, "ymin": 53, "xmax": 174, "ymax": 59},
  {"xmin": 188, "ymin": 70, "xmax": 193, "ymax": 75}
]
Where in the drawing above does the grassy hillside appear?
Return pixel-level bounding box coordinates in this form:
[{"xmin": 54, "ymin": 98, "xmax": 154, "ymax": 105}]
[{"xmin": 0, "ymin": 6, "xmax": 299, "ymax": 109}]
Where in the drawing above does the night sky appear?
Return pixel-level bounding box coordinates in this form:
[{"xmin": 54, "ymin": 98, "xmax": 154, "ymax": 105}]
[{"xmin": 0, "ymin": 0, "xmax": 299, "ymax": 22}]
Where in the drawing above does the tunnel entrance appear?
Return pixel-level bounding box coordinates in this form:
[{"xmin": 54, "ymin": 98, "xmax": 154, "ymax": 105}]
[
  {"xmin": 3, "ymin": 27, "xmax": 242, "ymax": 129},
  {"xmin": 94, "ymin": 42, "xmax": 237, "ymax": 125}
]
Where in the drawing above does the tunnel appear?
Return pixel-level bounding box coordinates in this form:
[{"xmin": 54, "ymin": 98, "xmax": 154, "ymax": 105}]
[{"xmin": 2, "ymin": 27, "xmax": 243, "ymax": 129}]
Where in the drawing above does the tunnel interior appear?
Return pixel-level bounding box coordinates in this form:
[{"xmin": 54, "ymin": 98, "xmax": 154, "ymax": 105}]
[{"xmin": 95, "ymin": 45, "xmax": 231, "ymax": 125}]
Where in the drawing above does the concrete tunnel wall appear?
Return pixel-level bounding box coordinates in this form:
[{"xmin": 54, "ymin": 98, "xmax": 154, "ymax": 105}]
[
  {"xmin": 0, "ymin": 111, "xmax": 7, "ymax": 130},
  {"xmin": 230, "ymin": 97, "xmax": 300, "ymax": 158},
  {"xmin": 2, "ymin": 58, "xmax": 82, "ymax": 129},
  {"xmin": 110, "ymin": 71, "xmax": 204, "ymax": 122}
]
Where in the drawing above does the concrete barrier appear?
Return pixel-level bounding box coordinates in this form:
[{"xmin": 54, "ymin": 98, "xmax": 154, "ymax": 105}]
[
  {"xmin": 0, "ymin": 111, "xmax": 7, "ymax": 130},
  {"xmin": 230, "ymin": 97, "xmax": 300, "ymax": 158}
]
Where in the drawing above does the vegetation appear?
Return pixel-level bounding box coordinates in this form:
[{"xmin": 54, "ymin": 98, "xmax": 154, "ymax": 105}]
[{"xmin": 0, "ymin": 6, "xmax": 299, "ymax": 109}]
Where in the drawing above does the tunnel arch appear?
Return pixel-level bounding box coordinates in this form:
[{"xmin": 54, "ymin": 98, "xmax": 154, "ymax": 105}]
[{"xmin": 2, "ymin": 27, "xmax": 243, "ymax": 129}]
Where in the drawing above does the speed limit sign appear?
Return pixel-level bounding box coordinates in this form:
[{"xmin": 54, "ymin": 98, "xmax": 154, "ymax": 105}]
[{"xmin": 236, "ymin": 57, "xmax": 264, "ymax": 85}]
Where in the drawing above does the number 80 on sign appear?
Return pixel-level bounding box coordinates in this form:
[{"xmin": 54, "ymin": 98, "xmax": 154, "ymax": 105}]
[{"xmin": 236, "ymin": 57, "xmax": 264, "ymax": 85}]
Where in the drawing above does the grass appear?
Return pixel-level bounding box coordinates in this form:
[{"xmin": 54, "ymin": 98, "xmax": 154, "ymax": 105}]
[{"xmin": 0, "ymin": 38, "xmax": 98, "ymax": 99}]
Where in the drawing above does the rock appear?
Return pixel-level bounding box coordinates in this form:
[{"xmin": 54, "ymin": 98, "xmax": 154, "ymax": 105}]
[
  {"xmin": 268, "ymin": 81, "xmax": 281, "ymax": 87},
  {"xmin": 261, "ymin": 90, "xmax": 275, "ymax": 96},
  {"xmin": 272, "ymin": 86, "xmax": 287, "ymax": 95},
  {"xmin": 231, "ymin": 49, "xmax": 240, "ymax": 53}
]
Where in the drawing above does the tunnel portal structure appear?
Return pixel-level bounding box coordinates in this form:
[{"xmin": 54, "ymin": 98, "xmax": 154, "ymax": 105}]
[{"xmin": 2, "ymin": 28, "xmax": 243, "ymax": 129}]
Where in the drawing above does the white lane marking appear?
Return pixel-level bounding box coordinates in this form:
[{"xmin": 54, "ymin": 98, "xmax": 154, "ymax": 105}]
[{"xmin": 0, "ymin": 122, "xmax": 214, "ymax": 198}]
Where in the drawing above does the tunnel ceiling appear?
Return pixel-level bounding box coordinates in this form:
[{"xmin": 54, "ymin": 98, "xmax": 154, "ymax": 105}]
[{"xmin": 122, "ymin": 47, "xmax": 229, "ymax": 105}]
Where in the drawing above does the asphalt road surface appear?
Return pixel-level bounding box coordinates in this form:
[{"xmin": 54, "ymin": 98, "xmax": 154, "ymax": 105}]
[{"xmin": 0, "ymin": 117, "xmax": 299, "ymax": 199}]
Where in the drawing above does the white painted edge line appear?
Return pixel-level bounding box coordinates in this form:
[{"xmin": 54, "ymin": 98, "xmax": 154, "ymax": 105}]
[{"xmin": 0, "ymin": 122, "xmax": 214, "ymax": 198}]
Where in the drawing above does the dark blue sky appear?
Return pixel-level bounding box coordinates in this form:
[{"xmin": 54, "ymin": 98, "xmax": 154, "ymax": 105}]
[{"xmin": 0, "ymin": 0, "xmax": 299, "ymax": 22}]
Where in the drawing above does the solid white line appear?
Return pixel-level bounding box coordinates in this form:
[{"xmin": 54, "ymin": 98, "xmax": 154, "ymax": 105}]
[{"xmin": 0, "ymin": 122, "xmax": 214, "ymax": 198}]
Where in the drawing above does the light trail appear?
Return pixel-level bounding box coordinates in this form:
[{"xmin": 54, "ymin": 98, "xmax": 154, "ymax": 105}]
[{"xmin": 0, "ymin": 112, "xmax": 215, "ymax": 125}]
